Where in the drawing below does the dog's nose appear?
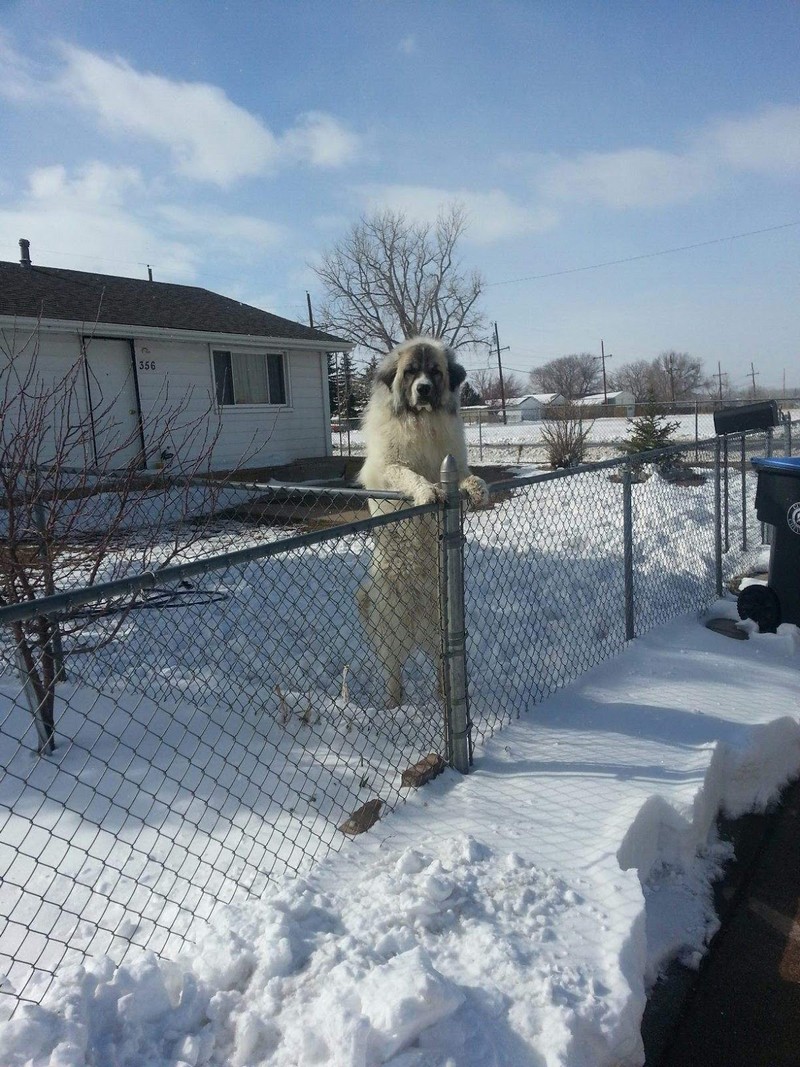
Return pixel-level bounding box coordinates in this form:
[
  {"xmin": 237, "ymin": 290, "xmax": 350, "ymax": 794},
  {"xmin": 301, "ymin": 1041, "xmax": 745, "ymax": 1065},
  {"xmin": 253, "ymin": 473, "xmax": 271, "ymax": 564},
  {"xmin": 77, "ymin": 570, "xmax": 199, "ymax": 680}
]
[{"xmin": 416, "ymin": 381, "xmax": 432, "ymax": 398}]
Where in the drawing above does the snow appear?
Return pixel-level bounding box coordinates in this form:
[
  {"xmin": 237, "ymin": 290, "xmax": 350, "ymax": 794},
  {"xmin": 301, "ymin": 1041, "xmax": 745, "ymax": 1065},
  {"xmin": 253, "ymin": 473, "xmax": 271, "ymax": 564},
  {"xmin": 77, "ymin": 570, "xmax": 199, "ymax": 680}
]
[
  {"xmin": 334, "ymin": 414, "xmax": 797, "ymax": 465},
  {"xmin": 2, "ymin": 444, "xmax": 799, "ymax": 1065},
  {"xmin": 2, "ymin": 599, "xmax": 799, "ymax": 1066}
]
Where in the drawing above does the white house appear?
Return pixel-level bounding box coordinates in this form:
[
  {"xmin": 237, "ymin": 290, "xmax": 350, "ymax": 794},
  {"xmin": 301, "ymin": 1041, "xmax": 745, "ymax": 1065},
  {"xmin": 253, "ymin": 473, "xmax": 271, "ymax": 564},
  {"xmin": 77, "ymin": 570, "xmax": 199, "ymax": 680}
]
[
  {"xmin": 573, "ymin": 390, "xmax": 636, "ymax": 417},
  {"xmin": 503, "ymin": 393, "xmax": 564, "ymax": 423},
  {"xmin": 0, "ymin": 242, "xmax": 351, "ymax": 472}
]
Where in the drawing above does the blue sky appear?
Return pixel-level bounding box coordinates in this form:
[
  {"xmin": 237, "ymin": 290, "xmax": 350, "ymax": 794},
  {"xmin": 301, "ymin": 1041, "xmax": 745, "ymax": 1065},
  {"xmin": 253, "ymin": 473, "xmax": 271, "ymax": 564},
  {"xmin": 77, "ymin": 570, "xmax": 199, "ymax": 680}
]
[{"xmin": 1, "ymin": 1, "xmax": 798, "ymax": 392}]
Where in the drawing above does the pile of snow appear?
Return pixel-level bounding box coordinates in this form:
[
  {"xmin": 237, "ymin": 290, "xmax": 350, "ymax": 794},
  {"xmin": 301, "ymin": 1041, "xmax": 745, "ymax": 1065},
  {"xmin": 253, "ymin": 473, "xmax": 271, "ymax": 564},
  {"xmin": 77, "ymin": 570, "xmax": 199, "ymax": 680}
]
[{"xmin": 2, "ymin": 604, "xmax": 799, "ymax": 1066}]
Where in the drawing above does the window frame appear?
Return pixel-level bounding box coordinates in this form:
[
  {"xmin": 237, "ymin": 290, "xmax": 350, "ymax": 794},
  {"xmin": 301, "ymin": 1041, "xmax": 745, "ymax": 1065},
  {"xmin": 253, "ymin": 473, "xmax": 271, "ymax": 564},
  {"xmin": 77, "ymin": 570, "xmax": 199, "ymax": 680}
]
[{"xmin": 210, "ymin": 347, "xmax": 291, "ymax": 409}]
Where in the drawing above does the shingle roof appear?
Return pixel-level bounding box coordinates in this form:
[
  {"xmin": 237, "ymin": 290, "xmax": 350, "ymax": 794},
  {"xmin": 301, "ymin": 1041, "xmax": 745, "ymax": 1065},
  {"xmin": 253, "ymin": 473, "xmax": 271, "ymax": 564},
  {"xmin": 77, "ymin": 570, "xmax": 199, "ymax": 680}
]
[{"xmin": 0, "ymin": 261, "xmax": 348, "ymax": 346}]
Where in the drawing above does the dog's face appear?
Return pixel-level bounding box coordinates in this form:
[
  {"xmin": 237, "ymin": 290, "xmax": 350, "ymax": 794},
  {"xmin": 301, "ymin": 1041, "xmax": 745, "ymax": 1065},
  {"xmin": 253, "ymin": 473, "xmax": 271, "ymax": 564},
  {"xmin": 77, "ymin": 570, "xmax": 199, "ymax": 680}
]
[{"xmin": 376, "ymin": 338, "xmax": 467, "ymax": 415}]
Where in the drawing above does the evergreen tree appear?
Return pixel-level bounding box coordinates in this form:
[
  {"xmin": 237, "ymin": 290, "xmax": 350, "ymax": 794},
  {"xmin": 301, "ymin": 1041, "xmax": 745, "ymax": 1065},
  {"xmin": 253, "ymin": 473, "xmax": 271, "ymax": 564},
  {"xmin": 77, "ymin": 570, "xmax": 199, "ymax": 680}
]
[
  {"xmin": 618, "ymin": 394, "xmax": 680, "ymax": 456},
  {"xmin": 461, "ymin": 381, "xmax": 483, "ymax": 406}
]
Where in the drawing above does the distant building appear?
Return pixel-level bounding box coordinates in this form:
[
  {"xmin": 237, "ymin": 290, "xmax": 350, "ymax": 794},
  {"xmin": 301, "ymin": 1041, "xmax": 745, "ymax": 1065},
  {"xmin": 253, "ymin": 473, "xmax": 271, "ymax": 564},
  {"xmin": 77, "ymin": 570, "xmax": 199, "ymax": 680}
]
[
  {"xmin": 477, "ymin": 393, "xmax": 565, "ymax": 423},
  {"xmin": 504, "ymin": 394, "xmax": 565, "ymax": 423},
  {"xmin": 573, "ymin": 391, "xmax": 636, "ymax": 417}
]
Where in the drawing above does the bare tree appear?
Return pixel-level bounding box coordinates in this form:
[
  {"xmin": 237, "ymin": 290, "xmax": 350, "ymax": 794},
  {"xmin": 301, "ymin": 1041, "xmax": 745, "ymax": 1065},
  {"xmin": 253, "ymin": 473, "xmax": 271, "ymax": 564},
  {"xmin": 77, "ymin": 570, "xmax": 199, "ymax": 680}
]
[
  {"xmin": 529, "ymin": 354, "xmax": 600, "ymax": 400},
  {"xmin": 0, "ymin": 322, "xmax": 249, "ymax": 752},
  {"xmin": 313, "ymin": 203, "xmax": 486, "ymax": 354},
  {"xmin": 609, "ymin": 359, "xmax": 654, "ymax": 402},
  {"xmin": 650, "ymin": 351, "xmax": 709, "ymax": 402},
  {"xmin": 469, "ymin": 369, "xmax": 524, "ymax": 403}
]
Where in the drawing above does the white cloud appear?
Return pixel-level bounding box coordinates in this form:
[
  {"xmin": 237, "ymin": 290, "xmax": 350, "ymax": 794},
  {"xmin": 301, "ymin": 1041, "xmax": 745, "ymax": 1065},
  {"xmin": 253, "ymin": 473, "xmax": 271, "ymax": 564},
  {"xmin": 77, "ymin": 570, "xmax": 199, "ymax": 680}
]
[
  {"xmin": 539, "ymin": 147, "xmax": 713, "ymax": 209},
  {"xmin": 281, "ymin": 111, "xmax": 362, "ymax": 169},
  {"xmin": 58, "ymin": 44, "xmax": 280, "ymax": 186},
  {"xmin": 27, "ymin": 161, "xmax": 143, "ymax": 206},
  {"xmin": 157, "ymin": 204, "xmax": 289, "ymax": 249},
  {"xmin": 0, "ymin": 162, "xmax": 293, "ymax": 282},
  {"xmin": 0, "ymin": 30, "xmax": 41, "ymax": 101},
  {"xmin": 708, "ymin": 104, "xmax": 800, "ymax": 176},
  {"xmin": 398, "ymin": 36, "xmax": 418, "ymax": 55},
  {"xmin": 0, "ymin": 162, "xmax": 198, "ymax": 279},
  {"xmin": 527, "ymin": 104, "xmax": 800, "ymax": 211},
  {"xmin": 53, "ymin": 44, "xmax": 360, "ymax": 186},
  {"xmin": 355, "ymin": 184, "xmax": 559, "ymax": 243}
]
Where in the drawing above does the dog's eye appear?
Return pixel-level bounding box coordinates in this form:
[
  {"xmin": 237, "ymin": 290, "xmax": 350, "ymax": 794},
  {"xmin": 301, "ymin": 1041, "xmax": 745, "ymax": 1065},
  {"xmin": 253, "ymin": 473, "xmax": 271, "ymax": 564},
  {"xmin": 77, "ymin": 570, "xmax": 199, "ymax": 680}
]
[{"xmin": 430, "ymin": 367, "xmax": 441, "ymax": 377}]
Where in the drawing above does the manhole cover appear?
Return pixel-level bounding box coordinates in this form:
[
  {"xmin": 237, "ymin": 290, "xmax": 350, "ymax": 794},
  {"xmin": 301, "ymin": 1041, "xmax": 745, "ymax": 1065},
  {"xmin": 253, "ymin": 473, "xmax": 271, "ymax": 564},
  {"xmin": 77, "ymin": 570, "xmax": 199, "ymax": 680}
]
[{"xmin": 705, "ymin": 618, "xmax": 749, "ymax": 641}]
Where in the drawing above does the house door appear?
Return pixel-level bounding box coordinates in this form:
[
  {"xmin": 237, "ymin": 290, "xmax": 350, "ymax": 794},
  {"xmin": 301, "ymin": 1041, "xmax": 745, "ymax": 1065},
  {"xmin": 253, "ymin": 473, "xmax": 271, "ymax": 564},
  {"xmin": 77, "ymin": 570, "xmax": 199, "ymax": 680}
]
[{"xmin": 83, "ymin": 338, "xmax": 144, "ymax": 468}]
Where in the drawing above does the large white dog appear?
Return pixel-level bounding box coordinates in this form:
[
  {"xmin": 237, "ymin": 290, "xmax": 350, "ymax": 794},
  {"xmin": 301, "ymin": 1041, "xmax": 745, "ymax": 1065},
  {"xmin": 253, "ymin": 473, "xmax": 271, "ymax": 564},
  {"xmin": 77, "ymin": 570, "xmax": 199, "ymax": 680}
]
[{"xmin": 357, "ymin": 337, "xmax": 488, "ymax": 708}]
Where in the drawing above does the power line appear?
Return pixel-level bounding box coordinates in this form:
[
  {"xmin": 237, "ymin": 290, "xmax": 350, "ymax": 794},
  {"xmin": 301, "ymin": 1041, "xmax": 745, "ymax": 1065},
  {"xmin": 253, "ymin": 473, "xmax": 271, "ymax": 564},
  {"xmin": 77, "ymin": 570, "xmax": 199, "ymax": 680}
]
[{"xmin": 486, "ymin": 219, "xmax": 800, "ymax": 288}]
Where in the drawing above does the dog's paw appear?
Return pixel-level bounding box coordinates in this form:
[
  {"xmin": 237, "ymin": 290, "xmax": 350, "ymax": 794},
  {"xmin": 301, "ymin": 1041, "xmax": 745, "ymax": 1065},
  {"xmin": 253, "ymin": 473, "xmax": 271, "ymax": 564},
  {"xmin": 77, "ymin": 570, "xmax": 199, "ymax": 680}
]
[
  {"xmin": 460, "ymin": 475, "xmax": 490, "ymax": 509},
  {"xmin": 412, "ymin": 483, "xmax": 445, "ymax": 506}
]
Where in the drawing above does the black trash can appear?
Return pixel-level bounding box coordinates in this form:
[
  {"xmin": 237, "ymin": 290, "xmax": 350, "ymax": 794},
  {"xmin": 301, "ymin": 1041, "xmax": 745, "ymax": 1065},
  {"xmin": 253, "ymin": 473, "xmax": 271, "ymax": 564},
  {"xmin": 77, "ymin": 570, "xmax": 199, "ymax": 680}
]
[{"xmin": 737, "ymin": 456, "xmax": 800, "ymax": 631}]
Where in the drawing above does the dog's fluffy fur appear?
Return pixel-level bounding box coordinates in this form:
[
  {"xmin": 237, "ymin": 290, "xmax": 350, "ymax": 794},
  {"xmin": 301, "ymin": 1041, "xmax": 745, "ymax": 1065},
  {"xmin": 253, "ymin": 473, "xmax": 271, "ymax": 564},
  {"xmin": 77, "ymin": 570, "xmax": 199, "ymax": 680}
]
[{"xmin": 357, "ymin": 337, "xmax": 488, "ymax": 707}]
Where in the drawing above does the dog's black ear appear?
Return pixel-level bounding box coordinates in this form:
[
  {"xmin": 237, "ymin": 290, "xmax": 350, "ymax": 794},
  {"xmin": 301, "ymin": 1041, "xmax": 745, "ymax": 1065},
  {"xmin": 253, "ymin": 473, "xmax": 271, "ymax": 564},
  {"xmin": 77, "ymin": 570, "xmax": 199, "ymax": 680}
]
[
  {"xmin": 448, "ymin": 359, "xmax": 467, "ymax": 392},
  {"xmin": 376, "ymin": 354, "xmax": 397, "ymax": 389}
]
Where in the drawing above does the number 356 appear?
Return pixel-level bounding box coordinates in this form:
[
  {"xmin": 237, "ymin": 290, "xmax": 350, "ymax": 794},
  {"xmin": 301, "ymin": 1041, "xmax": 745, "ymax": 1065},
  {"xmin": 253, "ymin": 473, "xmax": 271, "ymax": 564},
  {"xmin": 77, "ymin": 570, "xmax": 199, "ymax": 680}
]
[{"xmin": 138, "ymin": 359, "xmax": 156, "ymax": 371}]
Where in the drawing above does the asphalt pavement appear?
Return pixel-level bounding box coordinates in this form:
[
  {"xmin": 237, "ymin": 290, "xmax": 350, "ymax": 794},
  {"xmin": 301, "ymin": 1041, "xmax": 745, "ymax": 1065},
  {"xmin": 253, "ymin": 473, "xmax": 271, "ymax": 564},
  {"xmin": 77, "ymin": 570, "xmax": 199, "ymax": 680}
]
[{"xmin": 644, "ymin": 777, "xmax": 800, "ymax": 1067}]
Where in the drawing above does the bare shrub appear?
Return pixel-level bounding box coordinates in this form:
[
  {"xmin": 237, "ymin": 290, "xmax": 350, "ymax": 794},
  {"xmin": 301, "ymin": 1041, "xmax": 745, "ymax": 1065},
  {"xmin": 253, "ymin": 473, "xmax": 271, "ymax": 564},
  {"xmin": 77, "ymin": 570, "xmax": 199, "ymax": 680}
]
[
  {"xmin": 0, "ymin": 320, "xmax": 257, "ymax": 751},
  {"xmin": 540, "ymin": 403, "xmax": 593, "ymax": 469}
]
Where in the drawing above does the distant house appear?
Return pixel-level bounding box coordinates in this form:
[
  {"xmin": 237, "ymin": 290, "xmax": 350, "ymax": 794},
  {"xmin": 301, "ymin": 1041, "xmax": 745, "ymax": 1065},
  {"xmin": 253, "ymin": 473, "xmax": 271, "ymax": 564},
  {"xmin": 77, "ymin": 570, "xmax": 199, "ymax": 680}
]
[
  {"xmin": 474, "ymin": 393, "xmax": 565, "ymax": 424},
  {"xmin": 503, "ymin": 393, "xmax": 565, "ymax": 423},
  {"xmin": 0, "ymin": 241, "xmax": 351, "ymax": 471},
  {"xmin": 573, "ymin": 390, "xmax": 636, "ymax": 417}
]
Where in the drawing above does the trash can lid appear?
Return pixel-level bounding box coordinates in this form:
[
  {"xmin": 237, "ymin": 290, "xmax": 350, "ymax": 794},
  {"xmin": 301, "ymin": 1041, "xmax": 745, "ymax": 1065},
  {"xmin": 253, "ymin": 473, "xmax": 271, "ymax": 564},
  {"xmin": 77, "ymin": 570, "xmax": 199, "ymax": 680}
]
[{"xmin": 751, "ymin": 456, "xmax": 800, "ymax": 476}]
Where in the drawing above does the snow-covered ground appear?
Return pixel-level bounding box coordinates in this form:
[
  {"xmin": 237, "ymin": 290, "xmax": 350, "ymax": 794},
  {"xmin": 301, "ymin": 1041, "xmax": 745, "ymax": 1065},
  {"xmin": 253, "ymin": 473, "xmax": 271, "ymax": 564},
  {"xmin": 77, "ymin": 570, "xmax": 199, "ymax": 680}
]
[
  {"xmin": 2, "ymin": 594, "xmax": 799, "ymax": 1066},
  {"xmin": 334, "ymin": 413, "xmax": 797, "ymax": 465},
  {"xmin": 0, "ymin": 448, "xmax": 796, "ymax": 1065}
]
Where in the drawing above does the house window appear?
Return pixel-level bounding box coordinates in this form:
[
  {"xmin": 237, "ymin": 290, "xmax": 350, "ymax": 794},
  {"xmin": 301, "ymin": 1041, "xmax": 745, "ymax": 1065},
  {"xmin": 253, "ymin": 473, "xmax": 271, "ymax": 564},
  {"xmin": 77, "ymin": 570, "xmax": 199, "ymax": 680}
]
[{"xmin": 212, "ymin": 350, "xmax": 288, "ymax": 406}]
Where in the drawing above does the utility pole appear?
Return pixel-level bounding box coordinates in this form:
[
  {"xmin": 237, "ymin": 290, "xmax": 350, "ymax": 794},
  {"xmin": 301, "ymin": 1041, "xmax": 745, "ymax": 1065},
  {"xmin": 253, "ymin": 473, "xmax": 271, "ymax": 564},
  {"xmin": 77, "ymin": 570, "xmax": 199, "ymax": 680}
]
[
  {"xmin": 750, "ymin": 361, "xmax": 760, "ymax": 398},
  {"xmin": 306, "ymin": 291, "xmax": 314, "ymax": 328},
  {"xmin": 494, "ymin": 321, "xmax": 510, "ymax": 425},
  {"xmin": 598, "ymin": 340, "xmax": 612, "ymax": 404},
  {"xmin": 714, "ymin": 361, "xmax": 725, "ymax": 401},
  {"xmin": 667, "ymin": 352, "xmax": 676, "ymax": 403}
]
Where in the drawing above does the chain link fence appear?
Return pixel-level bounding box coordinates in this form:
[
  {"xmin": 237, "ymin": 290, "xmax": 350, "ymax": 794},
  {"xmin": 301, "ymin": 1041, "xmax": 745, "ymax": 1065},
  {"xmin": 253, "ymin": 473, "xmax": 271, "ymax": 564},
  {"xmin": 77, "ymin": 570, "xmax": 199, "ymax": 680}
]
[
  {"xmin": 0, "ymin": 423, "xmax": 794, "ymax": 1014},
  {"xmin": 334, "ymin": 398, "xmax": 800, "ymax": 466}
]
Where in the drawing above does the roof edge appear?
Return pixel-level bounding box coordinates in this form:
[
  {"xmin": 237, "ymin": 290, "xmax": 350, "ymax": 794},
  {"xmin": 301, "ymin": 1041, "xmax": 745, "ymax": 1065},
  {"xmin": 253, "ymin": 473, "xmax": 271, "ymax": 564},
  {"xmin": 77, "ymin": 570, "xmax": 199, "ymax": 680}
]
[{"xmin": 0, "ymin": 314, "xmax": 354, "ymax": 351}]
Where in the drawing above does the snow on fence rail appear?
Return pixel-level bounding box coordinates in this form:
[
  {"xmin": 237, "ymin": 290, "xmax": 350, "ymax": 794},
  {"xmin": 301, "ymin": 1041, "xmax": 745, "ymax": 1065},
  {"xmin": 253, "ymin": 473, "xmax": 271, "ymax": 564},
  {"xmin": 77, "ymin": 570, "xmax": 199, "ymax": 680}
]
[{"xmin": 0, "ymin": 425, "xmax": 791, "ymax": 1012}]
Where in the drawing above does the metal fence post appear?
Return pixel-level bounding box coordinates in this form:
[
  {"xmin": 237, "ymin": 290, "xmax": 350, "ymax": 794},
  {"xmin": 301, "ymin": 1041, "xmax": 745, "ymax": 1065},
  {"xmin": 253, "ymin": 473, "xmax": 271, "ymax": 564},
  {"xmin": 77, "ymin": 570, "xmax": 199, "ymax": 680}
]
[
  {"xmin": 714, "ymin": 437, "xmax": 723, "ymax": 598},
  {"xmin": 439, "ymin": 455, "xmax": 471, "ymax": 773},
  {"xmin": 723, "ymin": 434, "xmax": 730, "ymax": 553},
  {"xmin": 762, "ymin": 428, "xmax": 773, "ymax": 545},
  {"xmin": 622, "ymin": 461, "xmax": 635, "ymax": 640},
  {"xmin": 740, "ymin": 433, "xmax": 747, "ymax": 552},
  {"xmin": 694, "ymin": 401, "xmax": 699, "ymax": 461}
]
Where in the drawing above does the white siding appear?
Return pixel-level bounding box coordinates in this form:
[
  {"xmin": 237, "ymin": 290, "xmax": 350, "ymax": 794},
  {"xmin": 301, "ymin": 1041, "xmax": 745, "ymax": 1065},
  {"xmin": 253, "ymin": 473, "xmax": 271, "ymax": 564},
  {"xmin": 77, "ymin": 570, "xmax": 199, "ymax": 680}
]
[
  {"xmin": 1, "ymin": 324, "xmax": 332, "ymax": 473},
  {"xmin": 0, "ymin": 329, "xmax": 93, "ymax": 467},
  {"xmin": 134, "ymin": 339, "xmax": 330, "ymax": 471}
]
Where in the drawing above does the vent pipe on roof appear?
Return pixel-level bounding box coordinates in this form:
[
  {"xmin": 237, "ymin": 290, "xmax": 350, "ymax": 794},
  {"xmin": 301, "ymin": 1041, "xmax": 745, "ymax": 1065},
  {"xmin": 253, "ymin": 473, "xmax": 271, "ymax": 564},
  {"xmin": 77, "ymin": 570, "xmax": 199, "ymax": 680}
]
[
  {"xmin": 147, "ymin": 264, "xmax": 153, "ymax": 282},
  {"xmin": 19, "ymin": 238, "xmax": 32, "ymax": 267}
]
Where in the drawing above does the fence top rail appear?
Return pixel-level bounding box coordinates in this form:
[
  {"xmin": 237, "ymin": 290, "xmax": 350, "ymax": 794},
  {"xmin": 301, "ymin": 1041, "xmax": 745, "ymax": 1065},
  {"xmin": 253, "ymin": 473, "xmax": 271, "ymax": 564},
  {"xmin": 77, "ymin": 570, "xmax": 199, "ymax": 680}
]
[
  {"xmin": 486, "ymin": 436, "xmax": 719, "ymax": 494},
  {"xmin": 0, "ymin": 468, "xmax": 407, "ymax": 504},
  {"xmin": 0, "ymin": 500, "xmax": 436, "ymax": 626},
  {"xmin": 183, "ymin": 477, "xmax": 407, "ymax": 501}
]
